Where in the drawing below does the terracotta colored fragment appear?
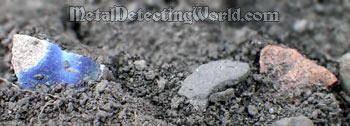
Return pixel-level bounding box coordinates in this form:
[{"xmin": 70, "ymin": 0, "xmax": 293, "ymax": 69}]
[{"xmin": 259, "ymin": 45, "xmax": 337, "ymax": 88}]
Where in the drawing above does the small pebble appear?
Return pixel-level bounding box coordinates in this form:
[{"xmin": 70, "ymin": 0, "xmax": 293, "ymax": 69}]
[
  {"xmin": 156, "ymin": 77, "xmax": 167, "ymax": 91},
  {"xmin": 171, "ymin": 96, "xmax": 185, "ymax": 109},
  {"xmin": 96, "ymin": 80, "xmax": 109, "ymax": 93},
  {"xmin": 293, "ymin": 19, "xmax": 308, "ymax": 32},
  {"xmin": 311, "ymin": 111, "xmax": 318, "ymax": 119},
  {"xmin": 134, "ymin": 60, "xmax": 147, "ymax": 70},
  {"xmin": 247, "ymin": 105, "xmax": 258, "ymax": 116}
]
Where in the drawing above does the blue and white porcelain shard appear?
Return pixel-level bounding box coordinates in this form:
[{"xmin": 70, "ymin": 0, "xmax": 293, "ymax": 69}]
[{"xmin": 11, "ymin": 34, "xmax": 105, "ymax": 89}]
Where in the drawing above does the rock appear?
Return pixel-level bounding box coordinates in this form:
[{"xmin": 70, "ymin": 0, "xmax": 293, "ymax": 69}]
[
  {"xmin": 259, "ymin": 45, "xmax": 337, "ymax": 90},
  {"xmin": 144, "ymin": 70, "xmax": 156, "ymax": 80},
  {"xmin": 247, "ymin": 105, "xmax": 258, "ymax": 116},
  {"xmin": 98, "ymin": 65, "xmax": 114, "ymax": 81},
  {"xmin": 338, "ymin": 53, "xmax": 350, "ymax": 95},
  {"xmin": 79, "ymin": 93, "xmax": 88, "ymax": 106},
  {"xmin": 11, "ymin": 34, "xmax": 104, "ymax": 89},
  {"xmin": 96, "ymin": 80, "xmax": 109, "ymax": 93},
  {"xmin": 134, "ymin": 60, "xmax": 147, "ymax": 70},
  {"xmin": 271, "ymin": 116, "xmax": 314, "ymax": 126},
  {"xmin": 208, "ymin": 88, "xmax": 235, "ymax": 102},
  {"xmin": 178, "ymin": 60, "xmax": 250, "ymax": 110},
  {"xmin": 171, "ymin": 96, "xmax": 185, "ymax": 109},
  {"xmin": 293, "ymin": 19, "xmax": 308, "ymax": 32},
  {"xmin": 156, "ymin": 77, "xmax": 167, "ymax": 91}
]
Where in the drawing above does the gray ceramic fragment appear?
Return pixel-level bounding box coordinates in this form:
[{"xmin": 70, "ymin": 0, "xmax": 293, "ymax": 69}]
[
  {"xmin": 271, "ymin": 116, "xmax": 314, "ymax": 126},
  {"xmin": 178, "ymin": 60, "xmax": 250, "ymax": 110},
  {"xmin": 339, "ymin": 53, "xmax": 350, "ymax": 95}
]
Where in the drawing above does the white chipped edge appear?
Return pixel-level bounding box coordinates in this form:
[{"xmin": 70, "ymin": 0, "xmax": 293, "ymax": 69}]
[{"xmin": 11, "ymin": 34, "xmax": 49, "ymax": 75}]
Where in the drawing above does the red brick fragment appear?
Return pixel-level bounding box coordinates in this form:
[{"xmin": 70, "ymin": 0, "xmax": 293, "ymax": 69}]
[{"xmin": 259, "ymin": 45, "xmax": 337, "ymax": 88}]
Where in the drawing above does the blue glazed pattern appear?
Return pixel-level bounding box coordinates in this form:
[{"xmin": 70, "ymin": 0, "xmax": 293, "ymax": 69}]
[{"xmin": 18, "ymin": 43, "xmax": 101, "ymax": 89}]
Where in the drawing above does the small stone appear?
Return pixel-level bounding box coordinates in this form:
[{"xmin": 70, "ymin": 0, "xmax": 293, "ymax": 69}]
[
  {"xmin": 134, "ymin": 60, "xmax": 147, "ymax": 70},
  {"xmin": 144, "ymin": 71, "xmax": 156, "ymax": 80},
  {"xmin": 271, "ymin": 116, "xmax": 314, "ymax": 126},
  {"xmin": 338, "ymin": 53, "xmax": 350, "ymax": 95},
  {"xmin": 79, "ymin": 93, "xmax": 88, "ymax": 106},
  {"xmin": 171, "ymin": 96, "xmax": 185, "ymax": 109},
  {"xmin": 311, "ymin": 111, "xmax": 318, "ymax": 119},
  {"xmin": 156, "ymin": 77, "xmax": 167, "ymax": 91},
  {"xmin": 293, "ymin": 19, "xmax": 308, "ymax": 32},
  {"xmin": 96, "ymin": 80, "xmax": 109, "ymax": 93},
  {"xmin": 270, "ymin": 115, "xmax": 276, "ymax": 120},
  {"xmin": 208, "ymin": 88, "xmax": 235, "ymax": 102},
  {"xmin": 247, "ymin": 105, "xmax": 258, "ymax": 116},
  {"xmin": 178, "ymin": 60, "xmax": 250, "ymax": 110},
  {"xmin": 98, "ymin": 65, "xmax": 114, "ymax": 80},
  {"xmin": 177, "ymin": 73, "xmax": 184, "ymax": 77},
  {"xmin": 260, "ymin": 45, "xmax": 337, "ymax": 90}
]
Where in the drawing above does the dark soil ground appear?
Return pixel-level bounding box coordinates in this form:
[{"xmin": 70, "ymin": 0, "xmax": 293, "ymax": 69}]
[{"xmin": 0, "ymin": 0, "xmax": 349, "ymax": 125}]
